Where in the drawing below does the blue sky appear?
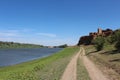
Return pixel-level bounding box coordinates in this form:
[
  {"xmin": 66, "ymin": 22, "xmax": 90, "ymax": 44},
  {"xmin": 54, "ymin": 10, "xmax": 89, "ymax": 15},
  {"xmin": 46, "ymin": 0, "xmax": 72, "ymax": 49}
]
[{"xmin": 0, "ymin": 0, "xmax": 120, "ymax": 46}]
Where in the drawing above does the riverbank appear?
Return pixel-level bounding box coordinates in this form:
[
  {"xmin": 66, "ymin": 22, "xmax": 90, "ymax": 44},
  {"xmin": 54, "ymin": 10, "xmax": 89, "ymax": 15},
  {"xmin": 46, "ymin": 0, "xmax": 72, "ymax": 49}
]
[{"xmin": 0, "ymin": 47, "xmax": 79, "ymax": 80}]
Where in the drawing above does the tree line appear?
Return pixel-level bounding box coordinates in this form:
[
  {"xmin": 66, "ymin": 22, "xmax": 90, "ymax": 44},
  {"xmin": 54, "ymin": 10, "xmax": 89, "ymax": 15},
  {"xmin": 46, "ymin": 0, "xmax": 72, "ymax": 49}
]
[{"xmin": 0, "ymin": 41, "xmax": 43, "ymax": 48}]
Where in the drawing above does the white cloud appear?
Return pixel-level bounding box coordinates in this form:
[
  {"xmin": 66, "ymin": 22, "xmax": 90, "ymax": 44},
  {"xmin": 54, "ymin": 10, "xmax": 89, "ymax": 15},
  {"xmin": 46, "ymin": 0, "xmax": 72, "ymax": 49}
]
[
  {"xmin": 0, "ymin": 29, "xmax": 32, "ymax": 37},
  {"xmin": 0, "ymin": 32, "xmax": 19, "ymax": 37},
  {"xmin": 36, "ymin": 33, "xmax": 57, "ymax": 38},
  {"xmin": 0, "ymin": 32, "xmax": 17, "ymax": 36}
]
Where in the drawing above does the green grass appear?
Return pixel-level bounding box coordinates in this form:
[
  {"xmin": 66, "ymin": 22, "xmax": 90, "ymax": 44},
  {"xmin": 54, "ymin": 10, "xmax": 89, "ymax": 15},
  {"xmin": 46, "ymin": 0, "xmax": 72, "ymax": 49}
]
[
  {"xmin": 0, "ymin": 47, "xmax": 79, "ymax": 80},
  {"xmin": 77, "ymin": 58, "xmax": 90, "ymax": 80}
]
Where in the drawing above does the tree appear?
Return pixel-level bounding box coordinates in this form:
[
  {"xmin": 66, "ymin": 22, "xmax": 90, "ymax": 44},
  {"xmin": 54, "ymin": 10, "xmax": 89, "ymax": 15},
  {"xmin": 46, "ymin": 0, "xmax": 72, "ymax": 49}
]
[{"xmin": 93, "ymin": 36, "xmax": 105, "ymax": 51}]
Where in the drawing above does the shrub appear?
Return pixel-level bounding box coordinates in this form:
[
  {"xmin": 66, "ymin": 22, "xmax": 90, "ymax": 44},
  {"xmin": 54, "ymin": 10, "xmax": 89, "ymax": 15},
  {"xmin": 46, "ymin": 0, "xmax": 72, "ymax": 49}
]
[
  {"xmin": 93, "ymin": 36, "xmax": 105, "ymax": 51},
  {"xmin": 115, "ymin": 40, "xmax": 120, "ymax": 51},
  {"xmin": 58, "ymin": 44, "xmax": 68, "ymax": 48},
  {"xmin": 105, "ymin": 36, "xmax": 114, "ymax": 44},
  {"xmin": 110, "ymin": 29, "xmax": 120, "ymax": 43},
  {"xmin": 114, "ymin": 30, "xmax": 120, "ymax": 51},
  {"xmin": 114, "ymin": 29, "xmax": 120, "ymax": 40}
]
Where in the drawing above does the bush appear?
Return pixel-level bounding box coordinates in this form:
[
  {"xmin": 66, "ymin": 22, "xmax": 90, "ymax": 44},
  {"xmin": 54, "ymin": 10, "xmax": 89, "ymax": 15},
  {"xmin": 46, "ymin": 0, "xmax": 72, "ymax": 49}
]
[
  {"xmin": 114, "ymin": 30, "xmax": 120, "ymax": 51},
  {"xmin": 109, "ymin": 29, "xmax": 120, "ymax": 43},
  {"xmin": 115, "ymin": 40, "xmax": 120, "ymax": 51},
  {"xmin": 105, "ymin": 36, "xmax": 114, "ymax": 44},
  {"xmin": 58, "ymin": 44, "xmax": 68, "ymax": 48},
  {"xmin": 93, "ymin": 36, "xmax": 105, "ymax": 51},
  {"xmin": 114, "ymin": 29, "xmax": 120, "ymax": 41}
]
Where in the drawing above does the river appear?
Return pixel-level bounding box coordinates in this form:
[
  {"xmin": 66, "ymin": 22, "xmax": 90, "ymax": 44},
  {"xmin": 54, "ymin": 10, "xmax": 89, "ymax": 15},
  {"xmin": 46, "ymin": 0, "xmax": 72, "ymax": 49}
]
[{"xmin": 0, "ymin": 48, "xmax": 62, "ymax": 67}]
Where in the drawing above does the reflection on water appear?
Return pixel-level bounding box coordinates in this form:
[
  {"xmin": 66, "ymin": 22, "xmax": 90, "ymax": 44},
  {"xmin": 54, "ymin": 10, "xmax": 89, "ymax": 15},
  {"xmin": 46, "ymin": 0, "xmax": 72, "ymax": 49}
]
[{"xmin": 0, "ymin": 48, "xmax": 62, "ymax": 67}]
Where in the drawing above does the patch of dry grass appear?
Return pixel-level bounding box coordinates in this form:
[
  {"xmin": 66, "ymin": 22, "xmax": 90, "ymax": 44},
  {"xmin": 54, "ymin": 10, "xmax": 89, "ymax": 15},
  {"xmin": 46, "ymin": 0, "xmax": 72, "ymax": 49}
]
[{"xmin": 85, "ymin": 45, "xmax": 120, "ymax": 80}]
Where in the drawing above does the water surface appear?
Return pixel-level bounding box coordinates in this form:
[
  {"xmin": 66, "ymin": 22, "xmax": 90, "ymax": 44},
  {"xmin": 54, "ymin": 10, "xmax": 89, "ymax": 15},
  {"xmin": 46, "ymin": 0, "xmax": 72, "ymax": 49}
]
[{"xmin": 0, "ymin": 48, "xmax": 62, "ymax": 67}]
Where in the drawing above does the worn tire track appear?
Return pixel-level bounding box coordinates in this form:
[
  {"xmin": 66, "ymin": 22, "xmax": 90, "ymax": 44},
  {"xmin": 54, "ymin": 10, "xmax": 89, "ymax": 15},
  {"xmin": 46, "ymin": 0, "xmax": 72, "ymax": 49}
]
[
  {"xmin": 81, "ymin": 47, "xmax": 109, "ymax": 80},
  {"xmin": 60, "ymin": 48, "xmax": 81, "ymax": 80}
]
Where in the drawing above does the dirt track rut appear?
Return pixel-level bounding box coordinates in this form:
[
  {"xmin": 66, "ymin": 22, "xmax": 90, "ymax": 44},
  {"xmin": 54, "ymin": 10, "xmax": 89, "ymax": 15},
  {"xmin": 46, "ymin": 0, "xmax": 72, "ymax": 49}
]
[{"xmin": 60, "ymin": 49, "xmax": 81, "ymax": 80}]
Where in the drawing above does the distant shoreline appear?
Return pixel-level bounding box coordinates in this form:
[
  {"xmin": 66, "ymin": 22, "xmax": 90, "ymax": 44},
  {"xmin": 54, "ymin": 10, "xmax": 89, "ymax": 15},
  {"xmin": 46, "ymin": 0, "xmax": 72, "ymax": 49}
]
[{"xmin": 0, "ymin": 41, "xmax": 44, "ymax": 49}]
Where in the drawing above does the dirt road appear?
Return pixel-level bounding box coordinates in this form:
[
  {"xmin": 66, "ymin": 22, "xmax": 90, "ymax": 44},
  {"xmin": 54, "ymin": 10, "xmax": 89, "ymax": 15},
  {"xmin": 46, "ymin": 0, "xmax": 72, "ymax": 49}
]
[
  {"xmin": 60, "ymin": 48, "xmax": 81, "ymax": 80},
  {"xmin": 81, "ymin": 47, "xmax": 109, "ymax": 80},
  {"xmin": 60, "ymin": 47, "xmax": 109, "ymax": 80}
]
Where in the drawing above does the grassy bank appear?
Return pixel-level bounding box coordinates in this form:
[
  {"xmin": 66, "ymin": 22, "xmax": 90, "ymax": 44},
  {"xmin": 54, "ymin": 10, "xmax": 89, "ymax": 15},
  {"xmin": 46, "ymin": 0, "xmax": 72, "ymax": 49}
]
[
  {"xmin": 0, "ymin": 47, "xmax": 79, "ymax": 80},
  {"xmin": 85, "ymin": 45, "xmax": 120, "ymax": 80}
]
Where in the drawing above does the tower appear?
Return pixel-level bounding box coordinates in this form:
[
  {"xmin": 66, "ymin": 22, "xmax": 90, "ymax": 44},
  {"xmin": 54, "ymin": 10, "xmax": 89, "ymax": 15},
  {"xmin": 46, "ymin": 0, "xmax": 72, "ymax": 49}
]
[{"xmin": 98, "ymin": 28, "xmax": 102, "ymax": 34}]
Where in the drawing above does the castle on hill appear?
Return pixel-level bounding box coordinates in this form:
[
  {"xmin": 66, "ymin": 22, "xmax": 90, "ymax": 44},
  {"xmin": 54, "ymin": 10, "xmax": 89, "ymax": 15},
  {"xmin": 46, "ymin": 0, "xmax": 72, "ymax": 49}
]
[{"xmin": 77, "ymin": 28, "xmax": 113, "ymax": 45}]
